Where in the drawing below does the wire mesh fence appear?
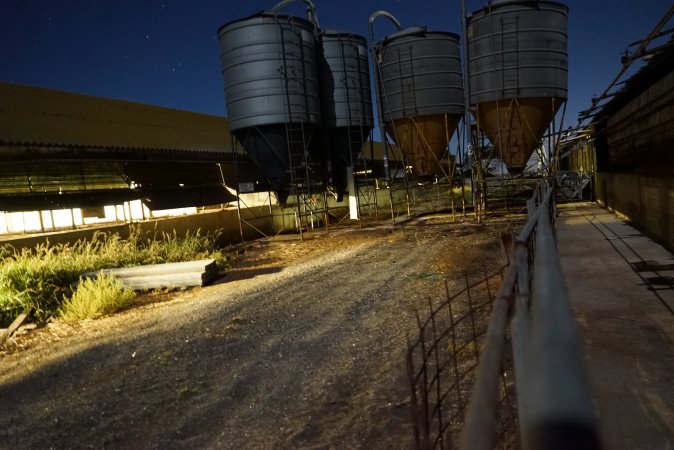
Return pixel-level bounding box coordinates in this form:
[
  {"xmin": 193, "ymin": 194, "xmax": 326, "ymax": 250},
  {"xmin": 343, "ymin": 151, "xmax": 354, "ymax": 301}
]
[
  {"xmin": 411, "ymin": 180, "xmax": 600, "ymax": 450},
  {"xmin": 407, "ymin": 267, "xmax": 520, "ymax": 450}
]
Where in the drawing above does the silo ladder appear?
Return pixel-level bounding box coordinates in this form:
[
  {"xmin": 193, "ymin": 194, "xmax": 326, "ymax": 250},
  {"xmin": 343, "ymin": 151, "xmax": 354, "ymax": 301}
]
[{"xmin": 500, "ymin": 17, "xmax": 520, "ymax": 96}]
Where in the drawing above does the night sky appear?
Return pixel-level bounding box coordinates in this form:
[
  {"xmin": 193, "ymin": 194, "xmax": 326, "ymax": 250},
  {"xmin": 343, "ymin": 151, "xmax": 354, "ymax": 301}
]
[{"xmin": 1, "ymin": 0, "xmax": 671, "ymax": 129}]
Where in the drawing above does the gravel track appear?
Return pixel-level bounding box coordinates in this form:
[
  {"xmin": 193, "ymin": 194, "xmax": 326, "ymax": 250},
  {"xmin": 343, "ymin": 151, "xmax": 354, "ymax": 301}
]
[{"xmin": 0, "ymin": 216, "xmax": 515, "ymax": 449}]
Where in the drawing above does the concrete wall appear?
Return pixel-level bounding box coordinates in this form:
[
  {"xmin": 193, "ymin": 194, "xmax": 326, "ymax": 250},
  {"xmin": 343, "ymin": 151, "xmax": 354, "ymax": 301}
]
[
  {"xmin": 596, "ymin": 173, "xmax": 674, "ymax": 251},
  {"xmin": 0, "ymin": 186, "xmax": 409, "ymax": 253}
]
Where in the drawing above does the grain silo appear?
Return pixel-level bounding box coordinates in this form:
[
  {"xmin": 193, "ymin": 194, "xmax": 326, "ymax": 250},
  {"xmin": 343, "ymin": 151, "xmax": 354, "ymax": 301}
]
[
  {"xmin": 467, "ymin": 0, "xmax": 568, "ymax": 172},
  {"xmin": 316, "ymin": 29, "xmax": 374, "ymax": 199},
  {"xmin": 375, "ymin": 25, "xmax": 465, "ymax": 180},
  {"xmin": 217, "ymin": 10, "xmax": 322, "ymax": 206}
]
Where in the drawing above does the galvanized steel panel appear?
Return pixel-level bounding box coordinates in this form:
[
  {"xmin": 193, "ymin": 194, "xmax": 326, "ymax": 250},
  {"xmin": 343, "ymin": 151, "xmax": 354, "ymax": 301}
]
[
  {"xmin": 217, "ymin": 13, "xmax": 321, "ymax": 131},
  {"xmin": 376, "ymin": 28, "xmax": 464, "ymax": 122},
  {"xmin": 467, "ymin": 1, "xmax": 568, "ymax": 104},
  {"xmin": 318, "ymin": 30, "xmax": 374, "ymax": 128}
]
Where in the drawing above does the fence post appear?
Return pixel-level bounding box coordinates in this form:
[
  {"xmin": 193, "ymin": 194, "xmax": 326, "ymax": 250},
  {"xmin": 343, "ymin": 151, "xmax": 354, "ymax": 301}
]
[{"xmin": 511, "ymin": 242, "xmax": 532, "ymax": 440}]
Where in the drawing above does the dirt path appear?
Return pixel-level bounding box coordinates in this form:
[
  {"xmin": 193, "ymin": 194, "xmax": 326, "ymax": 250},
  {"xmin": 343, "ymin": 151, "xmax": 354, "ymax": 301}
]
[{"xmin": 1, "ymin": 215, "xmax": 518, "ymax": 449}]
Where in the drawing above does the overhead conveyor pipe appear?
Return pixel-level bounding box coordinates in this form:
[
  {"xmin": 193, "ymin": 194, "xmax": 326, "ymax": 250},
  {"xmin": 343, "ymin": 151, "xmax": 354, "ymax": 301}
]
[
  {"xmin": 368, "ymin": 10, "xmax": 402, "ymax": 31},
  {"xmin": 367, "ymin": 10, "xmax": 402, "ymax": 181},
  {"xmin": 271, "ymin": 0, "xmax": 320, "ymax": 30}
]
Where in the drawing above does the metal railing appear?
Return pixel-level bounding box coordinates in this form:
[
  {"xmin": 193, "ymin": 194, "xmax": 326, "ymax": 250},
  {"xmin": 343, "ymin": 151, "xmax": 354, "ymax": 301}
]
[
  {"xmin": 461, "ymin": 179, "xmax": 600, "ymax": 450},
  {"xmin": 408, "ymin": 179, "xmax": 601, "ymax": 449}
]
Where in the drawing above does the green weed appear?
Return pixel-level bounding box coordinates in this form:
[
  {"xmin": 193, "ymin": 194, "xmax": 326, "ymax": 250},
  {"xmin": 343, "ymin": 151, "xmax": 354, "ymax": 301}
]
[
  {"xmin": 60, "ymin": 274, "xmax": 135, "ymax": 320},
  {"xmin": 0, "ymin": 227, "xmax": 228, "ymax": 326}
]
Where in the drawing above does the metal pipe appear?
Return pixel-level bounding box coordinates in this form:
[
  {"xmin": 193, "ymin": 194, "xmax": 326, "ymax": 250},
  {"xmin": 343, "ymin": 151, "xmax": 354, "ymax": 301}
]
[
  {"xmin": 271, "ymin": 0, "xmax": 320, "ymax": 29},
  {"xmin": 460, "ymin": 0, "xmax": 473, "ymax": 177},
  {"xmin": 368, "ymin": 10, "xmax": 402, "ymax": 182},
  {"xmin": 524, "ymin": 203, "xmax": 600, "ymax": 450},
  {"xmin": 368, "ymin": 10, "xmax": 402, "ymax": 30},
  {"xmin": 461, "ymin": 180, "xmax": 599, "ymax": 449},
  {"xmin": 511, "ymin": 242, "xmax": 532, "ymax": 442},
  {"xmin": 461, "ymin": 0, "xmax": 486, "ymax": 218}
]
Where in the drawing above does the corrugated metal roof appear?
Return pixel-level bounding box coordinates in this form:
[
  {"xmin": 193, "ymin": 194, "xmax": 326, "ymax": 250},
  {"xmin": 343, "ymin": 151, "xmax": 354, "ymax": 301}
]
[{"xmin": 0, "ymin": 82, "xmax": 233, "ymax": 153}]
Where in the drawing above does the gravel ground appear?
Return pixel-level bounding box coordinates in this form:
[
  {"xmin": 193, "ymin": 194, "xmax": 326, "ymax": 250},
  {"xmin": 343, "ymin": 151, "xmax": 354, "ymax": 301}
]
[{"xmin": 0, "ymin": 214, "xmax": 519, "ymax": 449}]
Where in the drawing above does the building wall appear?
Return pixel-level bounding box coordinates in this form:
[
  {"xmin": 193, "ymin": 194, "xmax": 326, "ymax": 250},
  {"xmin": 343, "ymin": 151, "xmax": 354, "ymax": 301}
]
[
  {"xmin": 591, "ymin": 52, "xmax": 674, "ymax": 251},
  {"xmin": 0, "ymin": 187, "xmax": 409, "ymax": 253},
  {"xmin": 605, "ymin": 70, "xmax": 674, "ymax": 172},
  {"xmin": 565, "ymin": 141, "xmax": 596, "ymax": 175},
  {"xmin": 596, "ymin": 173, "xmax": 673, "ymax": 251},
  {"xmin": 0, "ymin": 207, "xmax": 271, "ymax": 253}
]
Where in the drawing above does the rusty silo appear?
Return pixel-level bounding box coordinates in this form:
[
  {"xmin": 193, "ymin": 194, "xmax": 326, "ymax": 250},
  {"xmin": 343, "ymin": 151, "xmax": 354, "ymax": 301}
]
[
  {"xmin": 467, "ymin": 0, "xmax": 569, "ymax": 172},
  {"xmin": 375, "ymin": 25, "xmax": 465, "ymax": 180},
  {"xmin": 217, "ymin": 10, "xmax": 322, "ymax": 206},
  {"xmin": 316, "ymin": 29, "xmax": 374, "ymax": 199}
]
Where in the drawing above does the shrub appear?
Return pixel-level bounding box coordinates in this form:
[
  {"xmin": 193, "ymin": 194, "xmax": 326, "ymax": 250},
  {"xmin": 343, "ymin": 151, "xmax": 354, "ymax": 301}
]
[
  {"xmin": 0, "ymin": 227, "xmax": 228, "ymax": 326},
  {"xmin": 60, "ymin": 274, "xmax": 135, "ymax": 321}
]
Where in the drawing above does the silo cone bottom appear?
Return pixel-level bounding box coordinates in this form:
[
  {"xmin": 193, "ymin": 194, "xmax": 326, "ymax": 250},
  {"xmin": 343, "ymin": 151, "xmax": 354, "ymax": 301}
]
[
  {"xmin": 385, "ymin": 114, "xmax": 460, "ymax": 179},
  {"xmin": 476, "ymin": 97, "xmax": 563, "ymax": 170}
]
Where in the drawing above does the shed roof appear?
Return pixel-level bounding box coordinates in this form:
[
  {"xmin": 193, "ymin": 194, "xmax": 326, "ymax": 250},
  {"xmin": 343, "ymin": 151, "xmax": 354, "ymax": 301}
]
[
  {"xmin": 593, "ymin": 37, "xmax": 674, "ymax": 122},
  {"xmin": 0, "ymin": 82, "xmax": 232, "ymax": 153}
]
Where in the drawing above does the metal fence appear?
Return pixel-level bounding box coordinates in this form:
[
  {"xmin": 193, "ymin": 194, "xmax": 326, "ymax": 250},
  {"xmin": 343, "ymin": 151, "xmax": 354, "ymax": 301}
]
[
  {"xmin": 407, "ymin": 270, "xmax": 519, "ymax": 449},
  {"xmin": 407, "ymin": 179, "xmax": 601, "ymax": 450}
]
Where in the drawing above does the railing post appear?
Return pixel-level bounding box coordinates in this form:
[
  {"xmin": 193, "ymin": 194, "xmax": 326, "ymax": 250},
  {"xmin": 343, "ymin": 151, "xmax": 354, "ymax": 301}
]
[{"xmin": 511, "ymin": 242, "xmax": 532, "ymax": 440}]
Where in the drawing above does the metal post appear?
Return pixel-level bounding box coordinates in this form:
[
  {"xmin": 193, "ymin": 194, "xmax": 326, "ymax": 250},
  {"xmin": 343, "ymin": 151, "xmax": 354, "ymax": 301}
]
[
  {"xmin": 323, "ymin": 191, "xmax": 329, "ymax": 234},
  {"xmin": 511, "ymin": 242, "xmax": 532, "ymax": 441},
  {"xmin": 268, "ymin": 191, "xmax": 275, "ymax": 234},
  {"xmin": 235, "ymin": 192, "xmax": 244, "ymax": 242},
  {"xmin": 370, "ymin": 135, "xmax": 379, "ymax": 219},
  {"xmin": 368, "ymin": 11, "xmax": 401, "ymax": 183},
  {"xmin": 38, "ymin": 210, "xmax": 45, "ymax": 232},
  {"xmin": 460, "ymin": 0, "xmax": 478, "ymax": 219},
  {"xmin": 369, "ymin": 11, "xmax": 402, "ymax": 227},
  {"xmin": 297, "ymin": 194, "xmax": 304, "ymax": 240},
  {"xmin": 3, "ymin": 211, "xmax": 10, "ymax": 234},
  {"xmin": 231, "ymin": 136, "xmax": 244, "ymax": 242},
  {"xmin": 70, "ymin": 208, "xmax": 77, "ymax": 230}
]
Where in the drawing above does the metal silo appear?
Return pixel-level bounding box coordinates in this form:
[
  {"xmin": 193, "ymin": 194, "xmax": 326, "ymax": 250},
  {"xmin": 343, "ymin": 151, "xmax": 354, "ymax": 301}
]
[
  {"xmin": 317, "ymin": 30, "xmax": 374, "ymax": 199},
  {"xmin": 375, "ymin": 27, "xmax": 464, "ymax": 179},
  {"xmin": 217, "ymin": 11, "xmax": 321, "ymax": 206},
  {"xmin": 467, "ymin": 0, "xmax": 568, "ymax": 171}
]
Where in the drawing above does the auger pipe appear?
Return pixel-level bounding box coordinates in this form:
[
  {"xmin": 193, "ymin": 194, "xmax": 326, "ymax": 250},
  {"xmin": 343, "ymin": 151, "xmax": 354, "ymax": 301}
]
[
  {"xmin": 271, "ymin": 0, "xmax": 320, "ymax": 29},
  {"xmin": 367, "ymin": 10, "xmax": 402, "ymax": 181}
]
